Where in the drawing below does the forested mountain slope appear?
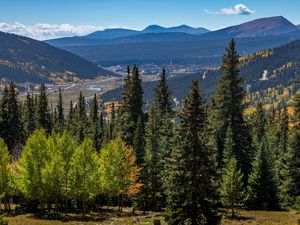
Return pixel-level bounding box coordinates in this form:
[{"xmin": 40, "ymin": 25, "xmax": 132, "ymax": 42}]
[
  {"xmin": 101, "ymin": 39, "xmax": 300, "ymax": 107},
  {"xmin": 0, "ymin": 32, "xmax": 114, "ymax": 84}
]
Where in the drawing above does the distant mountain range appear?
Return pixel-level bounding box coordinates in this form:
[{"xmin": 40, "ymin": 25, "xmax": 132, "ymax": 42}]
[
  {"xmin": 49, "ymin": 24, "xmax": 209, "ymax": 45},
  {"xmin": 45, "ymin": 16, "xmax": 300, "ymax": 67},
  {"xmin": 0, "ymin": 32, "xmax": 114, "ymax": 84}
]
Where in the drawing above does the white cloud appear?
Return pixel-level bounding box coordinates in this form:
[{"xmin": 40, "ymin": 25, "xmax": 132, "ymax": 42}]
[
  {"xmin": 0, "ymin": 22, "xmax": 106, "ymax": 40},
  {"xmin": 205, "ymin": 4, "xmax": 256, "ymax": 16}
]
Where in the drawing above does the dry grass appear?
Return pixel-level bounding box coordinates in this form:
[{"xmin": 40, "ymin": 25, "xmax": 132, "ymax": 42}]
[
  {"xmin": 222, "ymin": 210, "xmax": 300, "ymax": 225},
  {"xmin": 5, "ymin": 208, "xmax": 167, "ymax": 225},
  {"xmin": 4, "ymin": 210, "xmax": 300, "ymax": 225}
]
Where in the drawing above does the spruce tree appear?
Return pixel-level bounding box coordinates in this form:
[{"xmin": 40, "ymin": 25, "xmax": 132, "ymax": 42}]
[
  {"xmin": 247, "ymin": 138, "xmax": 279, "ymax": 210},
  {"xmin": 56, "ymin": 87, "xmax": 64, "ymax": 133},
  {"xmin": 108, "ymin": 102, "xmax": 116, "ymax": 141},
  {"xmin": 219, "ymin": 127, "xmax": 245, "ymax": 217},
  {"xmin": 133, "ymin": 116, "xmax": 144, "ymax": 166},
  {"xmin": 154, "ymin": 68, "xmax": 173, "ymax": 116},
  {"xmin": 140, "ymin": 108, "xmax": 163, "ymax": 211},
  {"xmin": 292, "ymin": 91, "xmax": 300, "ymax": 115},
  {"xmin": 211, "ymin": 39, "xmax": 252, "ymax": 180},
  {"xmin": 0, "ymin": 83, "xmax": 24, "ymax": 154},
  {"xmin": 24, "ymin": 93, "xmax": 36, "ymax": 138},
  {"xmin": 288, "ymin": 128, "xmax": 300, "ymax": 198},
  {"xmin": 252, "ymin": 102, "xmax": 266, "ymax": 145},
  {"xmin": 36, "ymin": 84, "xmax": 52, "ymax": 134},
  {"xmin": 164, "ymin": 81, "xmax": 220, "ymax": 225},
  {"xmin": 154, "ymin": 68, "xmax": 175, "ymax": 168},
  {"xmin": 90, "ymin": 94, "xmax": 102, "ymax": 151},
  {"xmin": 118, "ymin": 65, "xmax": 144, "ymax": 146},
  {"xmin": 67, "ymin": 100, "xmax": 74, "ymax": 133},
  {"xmin": 73, "ymin": 92, "xmax": 87, "ymax": 143}
]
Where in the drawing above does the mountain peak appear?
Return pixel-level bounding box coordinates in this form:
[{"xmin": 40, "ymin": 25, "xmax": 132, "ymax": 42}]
[
  {"xmin": 204, "ymin": 16, "xmax": 297, "ymax": 38},
  {"xmin": 143, "ymin": 25, "xmax": 166, "ymax": 32}
]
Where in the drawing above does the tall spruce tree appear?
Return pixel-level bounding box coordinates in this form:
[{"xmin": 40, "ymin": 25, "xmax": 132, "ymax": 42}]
[
  {"xmin": 153, "ymin": 68, "xmax": 175, "ymax": 167},
  {"xmin": 252, "ymin": 102, "xmax": 266, "ymax": 145},
  {"xmin": 219, "ymin": 127, "xmax": 245, "ymax": 217},
  {"xmin": 133, "ymin": 116, "xmax": 144, "ymax": 165},
  {"xmin": 164, "ymin": 81, "xmax": 220, "ymax": 225},
  {"xmin": 247, "ymin": 138, "xmax": 279, "ymax": 210},
  {"xmin": 0, "ymin": 83, "xmax": 24, "ymax": 153},
  {"xmin": 36, "ymin": 84, "xmax": 52, "ymax": 134},
  {"xmin": 211, "ymin": 39, "xmax": 252, "ymax": 180},
  {"xmin": 24, "ymin": 93, "xmax": 36, "ymax": 138},
  {"xmin": 90, "ymin": 94, "xmax": 102, "ymax": 151},
  {"xmin": 74, "ymin": 92, "xmax": 87, "ymax": 143},
  {"xmin": 154, "ymin": 68, "xmax": 173, "ymax": 116},
  {"xmin": 107, "ymin": 102, "xmax": 116, "ymax": 141},
  {"xmin": 288, "ymin": 127, "xmax": 300, "ymax": 198},
  {"xmin": 56, "ymin": 87, "xmax": 64, "ymax": 133},
  {"xmin": 139, "ymin": 108, "xmax": 163, "ymax": 211},
  {"xmin": 67, "ymin": 100, "xmax": 74, "ymax": 133},
  {"xmin": 118, "ymin": 65, "xmax": 144, "ymax": 146}
]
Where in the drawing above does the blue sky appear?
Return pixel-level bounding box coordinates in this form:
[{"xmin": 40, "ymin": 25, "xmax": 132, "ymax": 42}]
[{"xmin": 0, "ymin": 0, "xmax": 300, "ymax": 39}]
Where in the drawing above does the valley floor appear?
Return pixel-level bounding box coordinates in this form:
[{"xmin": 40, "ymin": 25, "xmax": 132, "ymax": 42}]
[{"xmin": 3, "ymin": 209, "xmax": 300, "ymax": 225}]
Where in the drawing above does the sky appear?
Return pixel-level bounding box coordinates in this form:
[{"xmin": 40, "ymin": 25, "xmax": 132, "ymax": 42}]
[{"xmin": 0, "ymin": 0, "xmax": 300, "ymax": 40}]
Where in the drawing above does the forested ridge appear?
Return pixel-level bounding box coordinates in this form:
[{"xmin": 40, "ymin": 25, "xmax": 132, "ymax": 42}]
[
  {"xmin": 102, "ymin": 38, "xmax": 300, "ymax": 112},
  {"xmin": 0, "ymin": 40, "xmax": 300, "ymax": 225}
]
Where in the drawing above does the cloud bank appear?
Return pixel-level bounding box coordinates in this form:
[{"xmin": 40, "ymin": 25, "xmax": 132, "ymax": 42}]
[
  {"xmin": 205, "ymin": 4, "xmax": 256, "ymax": 16},
  {"xmin": 0, "ymin": 22, "xmax": 105, "ymax": 40}
]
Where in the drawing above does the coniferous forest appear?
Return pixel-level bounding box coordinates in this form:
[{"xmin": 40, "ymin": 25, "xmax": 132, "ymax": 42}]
[{"xmin": 1, "ymin": 40, "xmax": 300, "ymax": 225}]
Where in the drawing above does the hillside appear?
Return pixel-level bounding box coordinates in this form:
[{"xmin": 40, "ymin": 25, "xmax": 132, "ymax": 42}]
[
  {"xmin": 101, "ymin": 39, "xmax": 300, "ymax": 107},
  {"xmin": 0, "ymin": 32, "xmax": 114, "ymax": 84}
]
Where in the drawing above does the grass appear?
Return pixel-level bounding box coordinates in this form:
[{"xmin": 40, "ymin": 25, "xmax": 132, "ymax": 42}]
[
  {"xmin": 4, "ymin": 208, "xmax": 167, "ymax": 225},
  {"xmin": 4, "ymin": 209, "xmax": 300, "ymax": 225},
  {"xmin": 221, "ymin": 210, "xmax": 300, "ymax": 225}
]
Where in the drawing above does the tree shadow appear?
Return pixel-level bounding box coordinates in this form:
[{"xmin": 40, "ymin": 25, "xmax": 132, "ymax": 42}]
[
  {"xmin": 224, "ymin": 214, "xmax": 253, "ymax": 221},
  {"xmin": 24, "ymin": 209, "xmax": 146, "ymax": 223}
]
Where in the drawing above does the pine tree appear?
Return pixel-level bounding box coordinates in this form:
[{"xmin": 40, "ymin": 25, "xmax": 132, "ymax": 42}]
[
  {"xmin": 90, "ymin": 94, "xmax": 102, "ymax": 151},
  {"xmin": 154, "ymin": 68, "xmax": 173, "ymax": 116},
  {"xmin": 118, "ymin": 65, "xmax": 144, "ymax": 146},
  {"xmin": 133, "ymin": 116, "xmax": 144, "ymax": 166},
  {"xmin": 273, "ymin": 106, "xmax": 291, "ymax": 207},
  {"xmin": 247, "ymin": 138, "xmax": 279, "ymax": 210},
  {"xmin": 108, "ymin": 102, "xmax": 116, "ymax": 141},
  {"xmin": 73, "ymin": 92, "xmax": 87, "ymax": 143},
  {"xmin": 24, "ymin": 93, "xmax": 36, "ymax": 138},
  {"xmin": 36, "ymin": 84, "xmax": 52, "ymax": 134},
  {"xmin": 56, "ymin": 87, "xmax": 64, "ymax": 133},
  {"xmin": 0, "ymin": 83, "xmax": 24, "ymax": 154},
  {"xmin": 153, "ymin": 67, "xmax": 175, "ymax": 169},
  {"xmin": 211, "ymin": 39, "xmax": 252, "ymax": 180},
  {"xmin": 164, "ymin": 81, "xmax": 220, "ymax": 225},
  {"xmin": 288, "ymin": 128, "xmax": 300, "ymax": 198},
  {"xmin": 252, "ymin": 102, "xmax": 266, "ymax": 145},
  {"xmin": 67, "ymin": 100, "xmax": 74, "ymax": 132},
  {"xmin": 140, "ymin": 108, "xmax": 163, "ymax": 211},
  {"xmin": 292, "ymin": 90, "xmax": 300, "ymax": 115},
  {"xmin": 219, "ymin": 128, "xmax": 245, "ymax": 217}
]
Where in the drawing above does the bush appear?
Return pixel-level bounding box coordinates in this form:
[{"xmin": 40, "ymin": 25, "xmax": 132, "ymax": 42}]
[
  {"xmin": 0, "ymin": 214, "xmax": 7, "ymax": 225},
  {"xmin": 294, "ymin": 196, "xmax": 300, "ymax": 213}
]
